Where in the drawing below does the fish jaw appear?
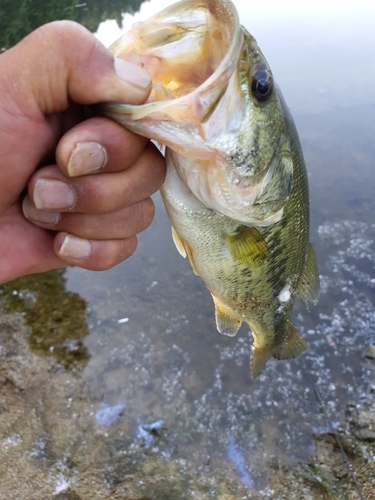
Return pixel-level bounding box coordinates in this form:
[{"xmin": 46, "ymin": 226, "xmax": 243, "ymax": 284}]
[
  {"xmin": 102, "ymin": 0, "xmax": 243, "ymax": 158},
  {"xmin": 100, "ymin": 0, "xmax": 293, "ymax": 226}
]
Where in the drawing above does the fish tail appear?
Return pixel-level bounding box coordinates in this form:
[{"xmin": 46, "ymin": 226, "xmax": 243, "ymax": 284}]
[
  {"xmin": 272, "ymin": 324, "xmax": 308, "ymax": 360},
  {"xmin": 250, "ymin": 324, "xmax": 308, "ymax": 379}
]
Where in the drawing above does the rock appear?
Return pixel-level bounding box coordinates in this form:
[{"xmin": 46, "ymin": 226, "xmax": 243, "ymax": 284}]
[
  {"xmin": 355, "ymin": 409, "xmax": 375, "ymax": 441},
  {"xmin": 363, "ymin": 345, "xmax": 375, "ymax": 359},
  {"xmin": 357, "ymin": 429, "xmax": 375, "ymax": 441}
]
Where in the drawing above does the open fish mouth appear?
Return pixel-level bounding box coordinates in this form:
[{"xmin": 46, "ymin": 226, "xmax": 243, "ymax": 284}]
[
  {"xmin": 100, "ymin": 0, "xmax": 293, "ymax": 226},
  {"xmin": 102, "ymin": 0, "xmax": 243, "ymax": 153}
]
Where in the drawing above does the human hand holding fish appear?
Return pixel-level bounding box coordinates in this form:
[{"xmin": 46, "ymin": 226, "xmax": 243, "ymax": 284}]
[
  {"xmin": 0, "ymin": 21, "xmax": 166, "ymax": 284},
  {"xmin": 100, "ymin": 0, "xmax": 320, "ymax": 377}
]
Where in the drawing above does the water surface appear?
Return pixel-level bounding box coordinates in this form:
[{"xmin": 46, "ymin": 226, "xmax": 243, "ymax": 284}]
[{"xmin": 1, "ymin": 0, "xmax": 375, "ymax": 496}]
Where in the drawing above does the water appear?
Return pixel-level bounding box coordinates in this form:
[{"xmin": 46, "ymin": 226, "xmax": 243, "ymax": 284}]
[{"xmin": 1, "ymin": 0, "xmax": 375, "ymax": 497}]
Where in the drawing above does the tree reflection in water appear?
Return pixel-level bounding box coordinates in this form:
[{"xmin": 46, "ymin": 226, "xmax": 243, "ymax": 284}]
[
  {"xmin": 0, "ymin": 270, "xmax": 90, "ymax": 370},
  {"xmin": 0, "ymin": 0, "xmax": 145, "ymax": 49}
]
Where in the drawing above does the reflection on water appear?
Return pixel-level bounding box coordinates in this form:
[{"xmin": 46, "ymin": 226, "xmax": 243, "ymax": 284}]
[
  {"xmin": 0, "ymin": 0, "xmax": 375, "ymax": 496},
  {"xmin": 227, "ymin": 436, "xmax": 255, "ymax": 489},
  {"xmin": 0, "ymin": 270, "xmax": 90, "ymax": 369},
  {"xmin": 95, "ymin": 400, "xmax": 127, "ymax": 426},
  {"xmin": 0, "ymin": 0, "xmax": 145, "ymax": 49}
]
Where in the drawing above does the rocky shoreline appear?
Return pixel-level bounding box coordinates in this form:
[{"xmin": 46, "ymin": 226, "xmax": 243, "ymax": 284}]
[{"xmin": 1, "ymin": 313, "xmax": 374, "ymax": 499}]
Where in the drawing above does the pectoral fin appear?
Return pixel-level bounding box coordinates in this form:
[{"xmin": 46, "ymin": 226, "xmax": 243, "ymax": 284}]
[
  {"xmin": 225, "ymin": 226, "xmax": 269, "ymax": 268},
  {"xmin": 296, "ymin": 244, "xmax": 320, "ymax": 309}
]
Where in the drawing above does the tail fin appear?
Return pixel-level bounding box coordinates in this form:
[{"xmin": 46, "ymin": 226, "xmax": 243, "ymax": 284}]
[
  {"xmin": 272, "ymin": 324, "xmax": 308, "ymax": 360},
  {"xmin": 250, "ymin": 324, "xmax": 308, "ymax": 379}
]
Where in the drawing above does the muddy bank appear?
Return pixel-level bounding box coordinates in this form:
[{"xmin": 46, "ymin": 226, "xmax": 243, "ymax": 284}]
[{"xmin": 0, "ymin": 313, "xmax": 374, "ymax": 499}]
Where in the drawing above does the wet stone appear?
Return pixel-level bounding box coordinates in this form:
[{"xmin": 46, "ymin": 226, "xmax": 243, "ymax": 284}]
[
  {"xmin": 357, "ymin": 428, "xmax": 375, "ymax": 441},
  {"xmin": 54, "ymin": 492, "xmax": 83, "ymax": 500},
  {"xmin": 355, "ymin": 410, "xmax": 375, "ymax": 441},
  {"xmin": 363, "ymin": 345, "xmax": 375, "ymax": 360}
]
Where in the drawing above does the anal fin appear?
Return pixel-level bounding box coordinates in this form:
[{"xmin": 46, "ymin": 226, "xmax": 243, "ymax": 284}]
[
  {"xmin": 297, "ymin": 243, "xmax": 320, "ymax": 309},
  {"xmin": 212, "ymin": 295, "xmax": 241, "ymax": 337},
  {"xmin": 215, "ymin": 309, "xmax": 242, "ymax": 337}
]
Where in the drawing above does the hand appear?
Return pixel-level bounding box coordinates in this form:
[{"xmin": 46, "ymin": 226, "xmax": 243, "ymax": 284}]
[{"xmin": 0, "ymin": 21, "xmax": 166, "ymax": 284}]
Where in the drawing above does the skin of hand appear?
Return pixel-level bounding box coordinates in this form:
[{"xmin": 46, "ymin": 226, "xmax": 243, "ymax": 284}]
[{"xmin": 0, "ymin": 20, "xmax": 166, "ymax": 284}]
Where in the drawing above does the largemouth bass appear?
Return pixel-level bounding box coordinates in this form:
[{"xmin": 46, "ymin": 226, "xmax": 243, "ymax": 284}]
[{"xmin": 100, "ymin": 0, "xmax": 320, "ymax": 377}]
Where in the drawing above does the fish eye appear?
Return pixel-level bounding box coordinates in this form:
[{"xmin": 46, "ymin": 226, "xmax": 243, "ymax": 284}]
[{"xmin": 251, "ymin": 70, "xmax": 274, "ymax": 102}]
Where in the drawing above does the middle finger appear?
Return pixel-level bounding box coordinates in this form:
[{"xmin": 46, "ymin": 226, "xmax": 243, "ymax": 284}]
[
  {"xmin": 23, "ymin": 196, "xmax": 155, "ymax": 240},
  {"xmin": 27, "ymin": 142, "xmax": 165, "ymax": 214}
]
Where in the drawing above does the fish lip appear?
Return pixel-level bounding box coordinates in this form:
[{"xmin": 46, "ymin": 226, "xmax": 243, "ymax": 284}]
[{"xmin": 101, "ymin": 0, "xmax": 242, "ymax": 118}]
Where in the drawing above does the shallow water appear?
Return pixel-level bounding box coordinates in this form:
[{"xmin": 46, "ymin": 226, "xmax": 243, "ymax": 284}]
[{"xmin": 1, "ymin": 0, "xmax": 375, "ymax": 495}]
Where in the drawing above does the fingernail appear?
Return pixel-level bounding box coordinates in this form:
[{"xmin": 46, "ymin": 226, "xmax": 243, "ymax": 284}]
[
  {"xmin": 59, "ymin": 234, "xmax": 92, "ymax": 260},
  {"xmin": 114, "ymin": 57, "xmax": 151, "ymax": 90},
  {"xmin": 68, "ymin": 142, "xmax": 107, "ymax": 177},
  {"xmin": 34, "ymin": 178, "xmax": 76, "ymax": 210},
  {"xmin": 22, "ymin": 196, "xmax": 61, "ymax": 225}
]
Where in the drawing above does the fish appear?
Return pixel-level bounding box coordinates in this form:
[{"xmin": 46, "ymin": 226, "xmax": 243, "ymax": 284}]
[{"xmin": 99, "ymin": 0, "xmax": 320, "ymax": 378}]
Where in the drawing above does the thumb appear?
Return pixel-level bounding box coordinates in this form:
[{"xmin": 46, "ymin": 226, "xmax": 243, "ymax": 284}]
[{"xmin": 0, "ymin": 20, "xmax": 151, "ymax": 117}]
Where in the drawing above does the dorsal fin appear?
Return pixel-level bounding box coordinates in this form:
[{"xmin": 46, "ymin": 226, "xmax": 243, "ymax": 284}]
[
  {"xmin": 225, "ymin": 226, "xmax": 269, "ymax": 268},
  {"xmin": 250, "ymin": 348, "xmax": 273, "ymax": 379},
  {"xmin": 296, "ymin": 244, "xmax": 320, "ymax": 310}
]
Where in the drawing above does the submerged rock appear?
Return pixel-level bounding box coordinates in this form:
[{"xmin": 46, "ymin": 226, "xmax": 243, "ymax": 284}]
[{"xmin": 363, "ymin": 345, "xmax": 375, "ymax": 360}]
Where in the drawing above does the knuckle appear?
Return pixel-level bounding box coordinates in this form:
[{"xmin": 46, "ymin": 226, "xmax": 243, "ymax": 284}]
[
  {"xmin": 34, "ymin": 21, "xmax": 89, "ymax": 52},
  {"xmin": 145, "ymin": 144, "xmax": 167, "ymax": 190},
  {"xmin": 139, "ymin": 198, "xmax": 155, "ymax": 229},
  {"xmin": 94, "ymin": 238, "xmax": 137, "ymax": 270}
]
